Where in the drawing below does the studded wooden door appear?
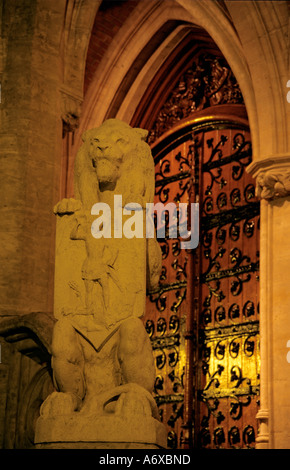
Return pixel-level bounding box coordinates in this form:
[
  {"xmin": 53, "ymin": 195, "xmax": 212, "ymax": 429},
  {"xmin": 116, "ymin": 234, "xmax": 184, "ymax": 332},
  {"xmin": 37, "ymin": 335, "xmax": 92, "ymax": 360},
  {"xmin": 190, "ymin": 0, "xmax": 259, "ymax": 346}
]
[{"xmin": 145, "ymin": 115, "xmax": 260, "ymax": 449}]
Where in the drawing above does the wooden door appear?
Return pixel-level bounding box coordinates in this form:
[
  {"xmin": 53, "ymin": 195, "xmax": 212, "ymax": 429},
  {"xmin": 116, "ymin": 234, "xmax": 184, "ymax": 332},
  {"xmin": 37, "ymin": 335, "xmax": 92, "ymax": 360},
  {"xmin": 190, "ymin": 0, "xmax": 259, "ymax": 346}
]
[{"xmin": 145, "ymin": 114, "xmax": 260, "ymax": 449}]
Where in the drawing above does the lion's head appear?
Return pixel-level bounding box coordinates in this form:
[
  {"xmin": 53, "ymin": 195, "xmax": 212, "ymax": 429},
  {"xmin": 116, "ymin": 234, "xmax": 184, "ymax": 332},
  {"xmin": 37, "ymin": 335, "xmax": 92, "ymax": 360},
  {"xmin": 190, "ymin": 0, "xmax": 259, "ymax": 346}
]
[{"xmin": 74, "ymin": 119, "xmax": 154, "ymax": 208}]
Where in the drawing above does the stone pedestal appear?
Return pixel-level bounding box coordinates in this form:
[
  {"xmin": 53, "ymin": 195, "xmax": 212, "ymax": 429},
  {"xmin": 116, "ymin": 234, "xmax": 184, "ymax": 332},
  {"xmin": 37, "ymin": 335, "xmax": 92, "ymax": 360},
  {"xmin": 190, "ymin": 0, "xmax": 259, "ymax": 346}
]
[{"xmin": 34, "ymin": 414, "xmax": 167, "ymax": 449}]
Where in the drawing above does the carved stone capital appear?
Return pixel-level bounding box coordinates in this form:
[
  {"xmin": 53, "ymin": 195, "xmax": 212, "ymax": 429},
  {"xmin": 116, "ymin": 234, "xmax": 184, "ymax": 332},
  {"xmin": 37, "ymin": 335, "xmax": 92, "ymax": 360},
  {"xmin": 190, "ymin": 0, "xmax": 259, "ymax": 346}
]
[
  {"xmin": 247, "ymin": 154, "xmax": 290, "ymax": 200},
  {"xmin": 255, "ymin": 169, "xmax": 290, "ymax": 200}
]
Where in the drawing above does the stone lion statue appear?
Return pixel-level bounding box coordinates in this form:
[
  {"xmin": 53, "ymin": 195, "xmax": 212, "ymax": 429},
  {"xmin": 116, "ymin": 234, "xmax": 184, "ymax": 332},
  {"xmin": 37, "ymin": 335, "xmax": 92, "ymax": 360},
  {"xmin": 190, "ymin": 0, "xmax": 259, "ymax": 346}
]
[{"xmin": 39, "ymin": 119, "xmax": 162, "ymax": 428}]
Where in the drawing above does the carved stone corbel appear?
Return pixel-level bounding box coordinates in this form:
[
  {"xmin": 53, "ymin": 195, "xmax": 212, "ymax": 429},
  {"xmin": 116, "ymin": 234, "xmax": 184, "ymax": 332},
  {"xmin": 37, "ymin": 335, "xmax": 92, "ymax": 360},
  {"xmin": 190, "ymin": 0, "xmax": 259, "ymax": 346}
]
[
  {"xmin": 247, "ymin": 154, "xmax": 290, "ymax": 201},
  {"xmin": 60, "ymin": 87, "xmax": 82, "ymax": 136}
]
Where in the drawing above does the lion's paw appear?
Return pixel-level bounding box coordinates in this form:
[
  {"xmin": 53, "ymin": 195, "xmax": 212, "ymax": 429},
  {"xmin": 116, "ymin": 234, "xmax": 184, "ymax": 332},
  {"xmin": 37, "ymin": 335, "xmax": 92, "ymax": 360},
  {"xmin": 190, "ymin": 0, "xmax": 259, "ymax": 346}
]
[
  {"xmin": 40, "ymin": 391, "xmax": 78, "ymax": 417},
  {"xmin": 53, "ymin": 198, "xmax": 82, "ymax": 215},
  {"xmin": 115, "ymin": 391, "xmax": 152, "ymax": 418}
]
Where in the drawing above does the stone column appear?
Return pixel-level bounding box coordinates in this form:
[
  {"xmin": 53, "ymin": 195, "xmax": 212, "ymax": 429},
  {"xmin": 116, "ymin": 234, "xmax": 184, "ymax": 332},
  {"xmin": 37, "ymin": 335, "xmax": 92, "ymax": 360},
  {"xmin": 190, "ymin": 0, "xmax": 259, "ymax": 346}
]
[
  {"xmin": 248, "ymin": 154, "xmax": 290, "ymax": 448},
  {"xmin": 0, "ymin": 1, "xmax": 65, "ymax": 316}
]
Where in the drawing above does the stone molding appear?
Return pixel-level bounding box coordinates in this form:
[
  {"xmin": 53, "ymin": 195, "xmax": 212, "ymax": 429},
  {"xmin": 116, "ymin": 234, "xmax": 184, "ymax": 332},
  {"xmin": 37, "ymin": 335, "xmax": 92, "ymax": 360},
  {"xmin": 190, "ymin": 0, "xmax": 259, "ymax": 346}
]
[
  {"xmin": 247, "ymin": 154, "xmax": 290, "ymax": 200},
  {"xmin": 0, "ymin": 312, "xmax": 55, "ymax": 364}
]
